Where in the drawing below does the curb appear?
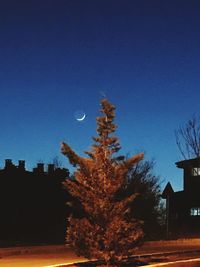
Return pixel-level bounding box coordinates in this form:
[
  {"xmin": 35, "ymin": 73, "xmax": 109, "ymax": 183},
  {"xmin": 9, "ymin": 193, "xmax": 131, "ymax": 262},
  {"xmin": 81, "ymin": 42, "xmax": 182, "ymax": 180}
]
[
  {"xmin": 147, "ymin": 258, "xmax": 200, "ymax": 267},
  {"xmin": 132, "ymin": 248, "xmax": 200, "ymax": 259},
  {"xmin": 52, "ymin": 249, "xmax": 200, "ymax": 267}
]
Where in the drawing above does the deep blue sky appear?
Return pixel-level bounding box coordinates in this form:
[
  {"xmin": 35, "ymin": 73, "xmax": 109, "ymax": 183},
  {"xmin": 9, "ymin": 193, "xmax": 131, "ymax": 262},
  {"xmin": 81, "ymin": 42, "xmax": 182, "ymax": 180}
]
[{"xmin": 1, "ymin": 0, "xmax": 200, "ymax": 191}]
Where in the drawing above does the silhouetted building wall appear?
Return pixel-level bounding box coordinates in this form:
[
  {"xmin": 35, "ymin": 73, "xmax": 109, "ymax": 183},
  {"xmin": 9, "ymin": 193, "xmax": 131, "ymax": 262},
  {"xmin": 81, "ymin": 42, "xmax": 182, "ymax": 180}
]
[
  {"xmin": 162, "ymin": 157, "xmax": 200, "ymax": 238},
  {"xmin": 0, "ymin": 159, "xmax": 71, "ymax": 246}
]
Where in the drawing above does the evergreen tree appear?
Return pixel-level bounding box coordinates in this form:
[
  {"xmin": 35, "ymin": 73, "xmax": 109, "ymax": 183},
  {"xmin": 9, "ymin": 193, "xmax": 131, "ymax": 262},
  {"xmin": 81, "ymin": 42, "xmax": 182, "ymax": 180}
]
[{"xmin": 61, "ymin": 99, "xmax": 144, "ymax": 267}]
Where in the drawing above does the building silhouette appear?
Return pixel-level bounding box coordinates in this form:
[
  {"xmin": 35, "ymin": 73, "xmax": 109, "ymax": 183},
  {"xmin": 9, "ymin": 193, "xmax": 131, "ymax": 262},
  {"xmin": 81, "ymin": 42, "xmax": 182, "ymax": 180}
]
[
  {"xmin": 0, "ymin": 159, "xmax": 71, "ymax": 246},
  {"xmin": 162, "ymin": 157, "xmax": 200, "ymax": 238}
]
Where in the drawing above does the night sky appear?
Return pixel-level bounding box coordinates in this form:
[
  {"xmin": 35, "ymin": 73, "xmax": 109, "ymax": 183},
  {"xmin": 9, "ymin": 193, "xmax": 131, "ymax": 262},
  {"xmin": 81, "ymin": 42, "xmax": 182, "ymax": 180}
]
[{"xmin": 1, "ymin": 0, "xmax": 200, "ymax": 191}]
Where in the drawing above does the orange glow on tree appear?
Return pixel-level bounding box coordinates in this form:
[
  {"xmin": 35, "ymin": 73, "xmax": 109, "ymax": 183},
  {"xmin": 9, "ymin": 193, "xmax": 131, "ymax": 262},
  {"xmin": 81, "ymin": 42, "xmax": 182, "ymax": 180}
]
[{"xmin": 61, "ymin": 99, "xmax": 144, "ymax": 267}]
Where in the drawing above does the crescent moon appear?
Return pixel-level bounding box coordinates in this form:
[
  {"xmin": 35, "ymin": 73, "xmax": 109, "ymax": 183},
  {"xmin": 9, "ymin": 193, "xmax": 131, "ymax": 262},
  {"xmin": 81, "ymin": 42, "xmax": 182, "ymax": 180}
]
[{"xmin": 76, "ymin": 113, "xmax": 86, "ymax": 121}]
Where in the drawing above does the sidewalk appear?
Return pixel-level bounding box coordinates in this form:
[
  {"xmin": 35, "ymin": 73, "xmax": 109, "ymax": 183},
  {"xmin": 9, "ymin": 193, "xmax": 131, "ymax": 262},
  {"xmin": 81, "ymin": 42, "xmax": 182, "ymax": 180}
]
[
  {"xmin": 1, "ymin": 239, "xmax": 200, "ymax": 257},
  {"xmin": 0, "ymin": 239, "xmax": 200, "ymax": 267},
  {"xmin": 0, "ymin": 245, "xmax": 86, "ymax": 267}
]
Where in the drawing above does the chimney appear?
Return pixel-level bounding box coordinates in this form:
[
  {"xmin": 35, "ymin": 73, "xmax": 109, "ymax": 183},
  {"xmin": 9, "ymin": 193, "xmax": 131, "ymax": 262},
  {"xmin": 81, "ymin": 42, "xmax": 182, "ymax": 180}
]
[
  {"xmin": 48, "ymin": 164, "xmax": 55, "ymax": 174},
  {"xmin": 18, "ymin": 160, "xmax": 25, "ymax": 170},
  {"xmin": 37, "ymin": 163, "xmax": 44, "ymax": 173},
  {"xmin": 5, "ymin": 159, "xmax": 13, "ymax": 169}
]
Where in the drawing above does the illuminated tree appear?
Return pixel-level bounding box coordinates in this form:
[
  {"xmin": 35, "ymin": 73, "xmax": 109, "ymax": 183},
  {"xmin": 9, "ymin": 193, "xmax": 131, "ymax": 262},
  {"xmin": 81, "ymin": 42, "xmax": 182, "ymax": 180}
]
[{"xmin": 61, "ymin": 99, "xmax": 144, "ymax": 267}]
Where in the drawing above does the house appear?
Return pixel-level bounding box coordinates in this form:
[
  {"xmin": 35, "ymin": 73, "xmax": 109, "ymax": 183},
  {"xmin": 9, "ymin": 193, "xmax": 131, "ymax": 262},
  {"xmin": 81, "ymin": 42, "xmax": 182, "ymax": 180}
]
[
  {"xmin": 162, "ymin": 157, "xmax": 200, "ymax": 238},
  {"xmin": 0, "ymin": 159, "xmax": 70, "ymax": 245}
]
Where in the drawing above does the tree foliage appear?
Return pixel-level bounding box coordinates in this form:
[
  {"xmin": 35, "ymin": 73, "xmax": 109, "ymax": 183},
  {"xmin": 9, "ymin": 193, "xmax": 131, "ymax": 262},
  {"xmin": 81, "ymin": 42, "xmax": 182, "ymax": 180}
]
[
  {"xmin": 61, "ymin": 99, "xmax": 144, "ymax": 266},
  {"xmin": 175, "ymin": 115, "xmax": 200, "ymax": 159},
  {"xmin": 124, "ymin": 160, "xmax": 164, "ymax": 239}
]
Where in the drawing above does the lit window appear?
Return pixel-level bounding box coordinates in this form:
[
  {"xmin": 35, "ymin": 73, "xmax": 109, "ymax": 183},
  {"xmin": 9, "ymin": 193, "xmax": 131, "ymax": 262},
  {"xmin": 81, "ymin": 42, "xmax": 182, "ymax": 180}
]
[
  {"xmin": 190, "ymin": 207, "xmax": 200, "ymax": 216},
  {"xmin": 192, "ymin": 168, "xmax": 200, "ymax": 176}
]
